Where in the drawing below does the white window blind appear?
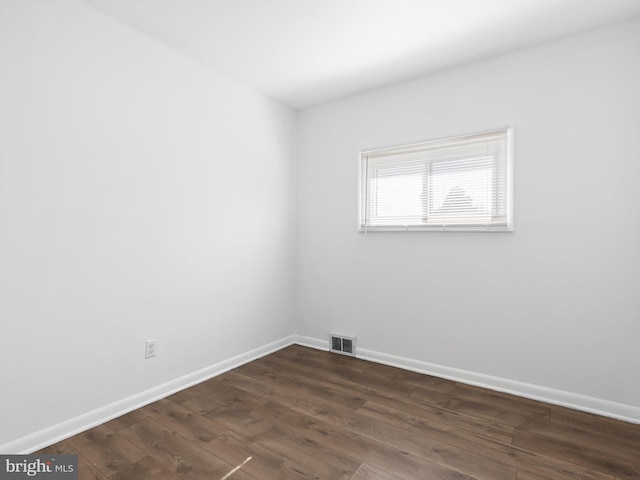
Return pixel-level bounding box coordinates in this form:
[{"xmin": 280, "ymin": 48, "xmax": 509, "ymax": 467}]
[{"xmin": 360, "ymin": 129, "xmax": 512, "ymax": 232}]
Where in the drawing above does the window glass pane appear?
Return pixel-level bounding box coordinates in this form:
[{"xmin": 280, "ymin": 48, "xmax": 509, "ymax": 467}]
[
  {"xmin": 371, "ymin": 164, "xmax": 424, "ymax": 225},
  {"xmin": 427, "ymin": 156, "xmax": 494, "ymax": 223},
  {"xmin": 360, "ymin": 129, "xmax": 512, "ymax": 231}
]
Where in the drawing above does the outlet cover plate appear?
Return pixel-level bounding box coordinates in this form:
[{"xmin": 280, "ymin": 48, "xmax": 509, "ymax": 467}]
[{"xmin": 145, "ymin": 339, "xmax": 157, "ymax": 359}]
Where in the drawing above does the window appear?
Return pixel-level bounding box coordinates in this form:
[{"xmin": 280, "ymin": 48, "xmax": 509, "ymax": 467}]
[{"xmin": 359, "ymin": 128, "xmax": 512, "ymax": 232}]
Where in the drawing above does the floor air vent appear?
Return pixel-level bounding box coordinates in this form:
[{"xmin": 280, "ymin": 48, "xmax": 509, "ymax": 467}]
[{"xmin": 329, "ymin": 333, "xmax": 356, "ymax": 357}]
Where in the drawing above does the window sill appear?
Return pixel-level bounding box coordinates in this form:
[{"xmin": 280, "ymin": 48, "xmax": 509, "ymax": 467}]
[{"xmin": 358, "ymin": 224, "xmax": 513, "ymax": 233}]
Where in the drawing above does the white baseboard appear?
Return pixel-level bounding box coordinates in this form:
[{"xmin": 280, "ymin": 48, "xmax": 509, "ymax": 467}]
[
  {"xmin": 295, "ymin": 334, "xmax": 330, "ymax": 351},
  {"xmin": 5, "ymin": 333, "xmax": 637, "ymax": 454},
  {"xmin": 294, "ymin": 335, "xmax": 640, "ymax": 424},
  {"xmin": 2, "ymin": 335, "xmax": 297, "ymax": 454}
]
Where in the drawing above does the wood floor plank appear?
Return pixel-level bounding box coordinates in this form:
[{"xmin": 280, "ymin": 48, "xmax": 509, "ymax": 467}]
[
  {"xmin": 345, "ymin": 409, "xmax": 515, "ymax": 480},
  {"xmin": 76, "ymin": 454, "xmax": 111, "ymax": 480},
  {"xmin": 270, "ymin": 344, "xmax": 371, "ymax": 374},
  {"xmin": 516, "ymin": 469, "xmax": 560, "ymax": 480},
  {"xmin": 199, "ymin": 401, "xmax": 360, "ymax": 479},
  {"xmin": 324, "ymin": 374, "xmax": 515, "ymax": 444},
  {"xmin": 118, "ymin": 416, "xmax": 255, "ymax": 480},
  {"xmin": 244, "ymin": 403, "xmax": 365, "ymax": 478},
  {"xmin": 103, "ymin": 409, "xmax": 149, "ymax": 432},
  {"xmin": 223, "ymin": 358, "xmax": 613, "ymax": 480},
  {"xmin": 349, "ymin": 463, "xmax": 405, "ymax": 480},
  {"xmin": 203, "ymin": 430, "xmax": 324, "ymax": 480},
  {"xmin": 236, "ymin": 358, "xmax": 369, "ymax": 411},
  {"xmin": 165, "ymin": 388, "xmax": 202, "ymax": 405},
  {"xmin": 252, "ymin": 400, "xmax": 481, "ymax": 480},
  {"xmin": 35, "ymin": 345, "xmax": 638, "ymax": 480},
  {"xmin": 220, "ymin": 369, "xmax": 516, "ymax": 480},
  {"xmin": 514, "ymin": 467, "xmax": 613, "ymax": 480},
  {"xmin": 329, "ymin": 367, "xmax": 416, "ymax": 396},
  {"xmin": 363, "ymin": 362, "xmax": 457, "ymax": 395},
  {"xmin": 65, "ymin": 424, "xmax": 146, "ymax": 478},
  {"xmin": 517, "ymin": 419, "xmax": 640, "ymax": 463},
  {"xmin": 107, "ymin": 455, "xmax": 180, "ymax": 480},
  {"xmin": 253, "ymin": 354, "xmax": 336, "ymax": 382},
  {"xmin": 181, "ymin": 393, "xmax": 263, "ymax": 432},
  {"xmin": 549, "ymin": 404, "xmax": 640, "ymax": 441},
  {"xmin": 512, "ymin": 429, "xmax": 640, "ymax": 480},
  {"xmin": 36, "ymin": 441, "xmax": 109, "ymax": 480},
  {"xmin": 251, "ymin": 426, "xmax": 360, "ymax": 479},
  {"xmin": 358, "ymin": 399, "xmax": 511, "ymax": 447},
  {"xmin": 141, "ymin": 397, "xmax": 227, "ymax": 446},
  {"xmin": 445, "ymin": 383, "xmax": 551, "ymax": 427},
  {"xmin": 357, "ymin": 400, "xmax": 613, "ymax": 480},
  {"xmin": 192, "ymin": 377, "xmax": 269, "ymax": 412},
  {"xmin": 408, "ymin": 383, "xmax": 459, "ymax": 408}
]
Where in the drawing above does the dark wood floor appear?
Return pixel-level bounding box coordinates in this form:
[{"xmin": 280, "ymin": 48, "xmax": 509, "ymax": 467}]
[{"xmin": 37, "ymin": 345, "xmax": 640, "ymax": 480}]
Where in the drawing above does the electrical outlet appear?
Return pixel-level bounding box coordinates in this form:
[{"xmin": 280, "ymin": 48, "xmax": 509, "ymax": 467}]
[{"xmin": 145, "ymin": 339, "xmax": 157, "ymax": 359}]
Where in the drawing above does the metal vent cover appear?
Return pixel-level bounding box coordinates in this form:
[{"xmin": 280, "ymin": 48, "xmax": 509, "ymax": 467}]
[{"xmin": 329, "ymin": 333, "xmax": 356, "ymax": 357}]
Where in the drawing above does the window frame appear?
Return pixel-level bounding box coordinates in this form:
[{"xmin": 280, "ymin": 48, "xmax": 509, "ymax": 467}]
[{"xmin": 358, "ymin": 128, "xmax": 514, "ymax": 233}]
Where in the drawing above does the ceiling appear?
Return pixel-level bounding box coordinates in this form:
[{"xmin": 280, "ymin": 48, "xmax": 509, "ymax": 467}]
[{"xmin": 82, "ymin": 0, "xmax": 640, "ymax": 109}]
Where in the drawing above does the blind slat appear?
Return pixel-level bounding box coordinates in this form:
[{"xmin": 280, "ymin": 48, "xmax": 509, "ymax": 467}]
[{"xmin": 361, "ymin": 129, "xmax": 511, "ymax": 231}]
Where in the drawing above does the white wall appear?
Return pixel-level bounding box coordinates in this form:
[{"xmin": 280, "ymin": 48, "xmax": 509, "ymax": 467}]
[
  {"xmin": 0, "ymin": 0, "xmax": 296, "ymax": 449},
  {"xmin": 296, "ymin": 18, "xmax": 640, "ymax": 417},
  {"xmin": 1, "ymin": 1, "xmax": 638, "ymax": 452}
]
